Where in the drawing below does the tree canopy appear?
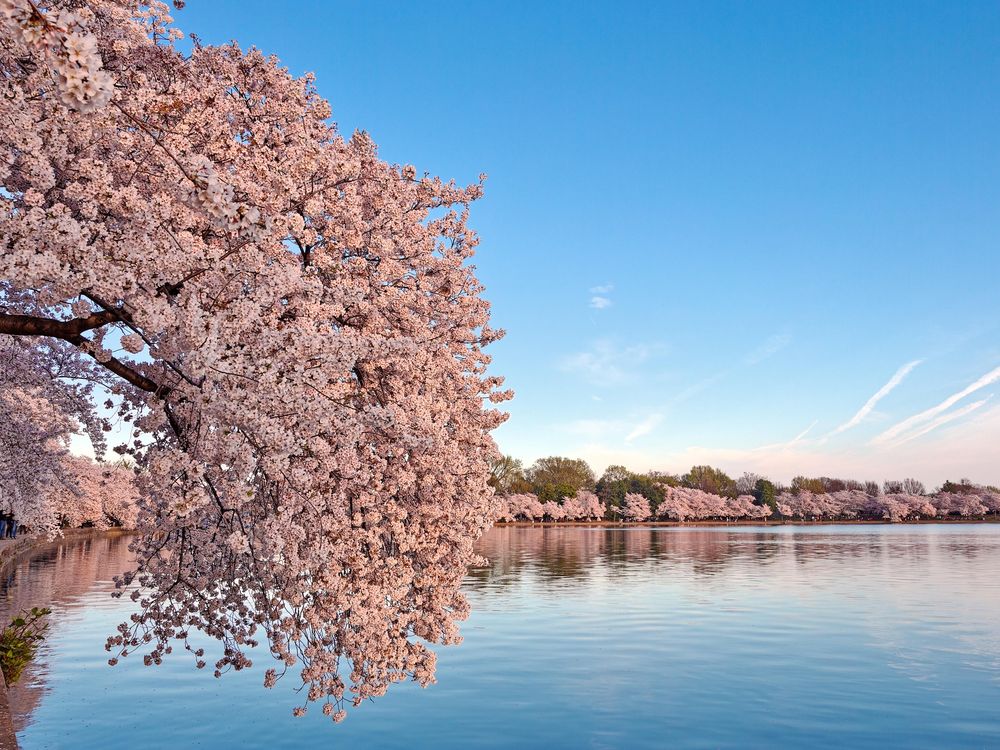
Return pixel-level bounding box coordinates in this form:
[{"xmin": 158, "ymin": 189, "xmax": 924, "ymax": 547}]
[
  {"xmin": 525, "ymin": 456, "xmax": 596, "ymax": 502},
  {"xmin": 0, "ymin": 0, "xmax": 509, "ymax": 721},
  {"xmin": 681, "ymin": 465, "xmax": 738, "ymax": 498}
]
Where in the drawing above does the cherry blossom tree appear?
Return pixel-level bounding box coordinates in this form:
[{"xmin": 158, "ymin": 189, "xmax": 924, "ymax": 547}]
[
  {"xmin": 656, "ymin": 486, "xmax": 690, "ymax": 521},
  {"xmin": 933, "ymin": 492, "xmax": 987, "ymax": 518},
  {"xmin": 500, "ymin": 470, "xmax": 995, "ymax": 526},
  {"xmin": 1, "ymin": 0, "xmax": 510, "ymax": 721},
  {"xmin": 54, "ymin": 455, "xmax": 140, "ymax": 528},
  {"xmin": 541, "ymin": 500, "xmax": 567, "ymax": 521},
  {"xmin": 573, "ymin": 489, "xmax": 606, "ymax": 520},
  {"xmin": 559, "ymin": 494, "xmax": 585, "ymax": 520},
  {"xmin": 621, "ymin": 492, "xmax": 651, "ymax": 521},
  {"xmin": 0, "ymin": 385, "xmax": 73, "ymax": 536},
  {"xmin": 980, "ymin": 490, "xmax": 1000, "ymax": 515},
  {"xmin": 0, "ymin": 330, "xmax": 117, "ymax": 534},
  {"xmin": 501, "ymin": 493, "xmax": 544, "ymax": 521}
]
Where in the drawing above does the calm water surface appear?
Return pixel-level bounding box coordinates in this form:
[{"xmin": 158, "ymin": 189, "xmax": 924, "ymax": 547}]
[{"xmin": 3, "ymin": 525, "xmax": 1000, "ymax": 749}]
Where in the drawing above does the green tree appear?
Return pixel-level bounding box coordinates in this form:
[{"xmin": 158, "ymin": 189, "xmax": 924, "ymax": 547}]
[
  {"xmin": 596, "ymin": 466, "xmax": 665, "ymax": 513},
  {"xmin": 753, "ymin": 478, "xmax": 777, "ymax": 513},
  {"xmin": 940, "ymin": 478, "xmax": 977, "ymax": 494},
  {"xmin": 526, "ymin": 457, "xmax": 596, "ymax": 501},
  {"xmin": 682, "ymin": 465, "xmax": 737, "ymax": 498},
  {"xmin": 489, "ymin": 455, "xmax": 527, "ymax": 494},
  {"xmin": 647, "ymin": 470, "xmax": 680, "ymax": 487},
  {"xmin": 791, "ymin": 475, "xmax": 826, "ymax": 494}
]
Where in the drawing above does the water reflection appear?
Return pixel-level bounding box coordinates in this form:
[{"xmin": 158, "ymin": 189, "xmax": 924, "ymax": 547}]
[
  {"xmin": 0, "ymin": 533, "xmax": 135, "ymax": 734},
  {"xmin": 471, "ymin": 525, "xmax": 1000, "ymax": 589},
  {"xmin": 2, "ymin": 526, "xmax": 1000, "ymax": 749}
]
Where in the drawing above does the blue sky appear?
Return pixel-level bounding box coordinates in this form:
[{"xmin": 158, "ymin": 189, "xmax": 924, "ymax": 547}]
[{"xmin": 175, "ymin": 1, "xmax": 1000, "ymax": 487}]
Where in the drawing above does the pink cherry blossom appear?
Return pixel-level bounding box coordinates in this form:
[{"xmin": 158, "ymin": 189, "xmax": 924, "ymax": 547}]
[
  {"xmin": 1, "ymin": 0, "xmax": 510, "ymax": 721},
  {"xmin": 621, "ymin": 492, "xmax": 651, "ymax": 521}
]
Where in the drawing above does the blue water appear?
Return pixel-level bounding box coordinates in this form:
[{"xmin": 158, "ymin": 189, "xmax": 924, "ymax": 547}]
[{"xmin": 3, "ymin": 525, "xmax": 1000, "ymax": 749}]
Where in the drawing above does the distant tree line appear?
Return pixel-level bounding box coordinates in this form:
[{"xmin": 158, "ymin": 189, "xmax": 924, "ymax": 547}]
[{"xmin": 490, "ymin": 456, "xmax": 1000, "ymax": 523}]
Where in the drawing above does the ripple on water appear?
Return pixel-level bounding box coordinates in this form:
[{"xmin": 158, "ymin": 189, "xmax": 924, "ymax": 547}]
[{"xmin": 2, "ymin": 526, "xmax": 999, "ymax": 749}]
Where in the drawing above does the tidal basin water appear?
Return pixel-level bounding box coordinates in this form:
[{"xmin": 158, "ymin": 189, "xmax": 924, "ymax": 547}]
[{"xmin": 3, "ymin": 525, "xmax": 1000, "ymax": 749}]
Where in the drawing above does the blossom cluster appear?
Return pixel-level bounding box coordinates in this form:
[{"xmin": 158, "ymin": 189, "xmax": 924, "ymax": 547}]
[
  {"xmin": 656, "ymin": 487, "xmax": 773, "ymax": 522},
  {"xmin": 0, "ymin": 0, "xmax": 114, "ymax": 112},
  {"xmin": 184, "ymin": 155, "xmax": 266, "ymax": 240},
  {"xmin": 54, "ymin": 455, "xmax": 141, "ymax": 529},
  {"xmin": 621, "ymin": 492, "xmax": 652, "ymax": 521}
]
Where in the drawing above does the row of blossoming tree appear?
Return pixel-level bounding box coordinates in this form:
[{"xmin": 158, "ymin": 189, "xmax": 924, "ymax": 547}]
[
  {"xmin": 493, "ymin": 456, "xmax": 1000, "ymax": 523},
  {"xmin": 1, "ymin": 0, "xmax": 510, "ymax": 722},
  {"xmin": 497, "ymin": 486, "xmax": 1000, "ymax": 523},
  {"xmin": 0, "ymin": 337, "xmax": 140, "ymax": 533}
]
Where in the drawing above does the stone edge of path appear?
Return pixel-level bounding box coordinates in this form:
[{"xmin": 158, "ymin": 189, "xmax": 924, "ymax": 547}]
[{"xmin": 0, "ymin": 528, "xmax": 134, "ymax": 750}]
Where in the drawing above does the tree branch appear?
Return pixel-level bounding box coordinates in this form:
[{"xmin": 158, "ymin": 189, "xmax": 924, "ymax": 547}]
[
  {"xmin": 0, "ymin": 310, "xmax": 118, "ymax": 337},
  {"xmin": 0, "ymin": 312, "xmax": 167, "ymax": 394}
]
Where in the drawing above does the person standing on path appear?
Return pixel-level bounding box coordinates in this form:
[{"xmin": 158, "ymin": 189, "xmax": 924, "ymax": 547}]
[
  {"xmin": 7, "ymin": 517, "xmax": 17, "ymax": 539},
  {"xmin": 0, "ymin": 513, "xmax": 7, "ymax": 540}
]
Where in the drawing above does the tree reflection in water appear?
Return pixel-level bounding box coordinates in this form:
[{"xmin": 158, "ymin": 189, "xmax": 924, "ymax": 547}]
[
  {"xmin": 0, "ymin": 533, "xmax": 136, "ymax": 732},
  {"xmin": 2, "ymin": 526, "xmax": 999, "ymax": 746},
  {"xmin": 467, "ymin": 525, "xmax": 999, "ymax": 592}
]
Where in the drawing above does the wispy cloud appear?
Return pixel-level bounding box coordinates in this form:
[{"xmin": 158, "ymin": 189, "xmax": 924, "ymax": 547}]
[
  {"xmin": 889, "ymin": 397, "xmax": 993, "ymax": 446},
  {"xmin": 792, "ymin": 420, "xmax": 818, "ymax": 442},
  {"xmin": 754, "ymin": 419, "xmax": 818, "ymax": 451},
  {"xmin": 625, "ymin": 413, "xmax": 663, "ymax": 443},
  {"xmin": 830, "ymin": 359, "xmax": 923, "ymax": 436},
  {"xmin": 666, "ymin": 333, "xmax": 791, "ymax": 406},
  {"xmin": 552, "ymin": 402, "xmax": 1000, "ymax": 489},
  {"xmin": 667, "ymin": 370, "xmax": 727, "ymax": 406},
  {"xmin": 561, "ymin": 339, "xmax": 656, "ymax": 386},
  {"xmin": 744, "ymin": 333, "xmax": 792, "ymax": 366},
  {"xmin": 872, "ymin": 364, "xmax": 1000, "ymax": 445},
  {"xmin": 588, "ymin": 283, "xmax": 614, "ymax": 310}
]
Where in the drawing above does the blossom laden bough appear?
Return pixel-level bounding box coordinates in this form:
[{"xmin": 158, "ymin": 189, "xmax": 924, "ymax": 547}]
[
  {"xmin": 0, "ymin": 0, "xmax": 115, "ymax": 112},
  {"xmin": 1, "ymin": 0, "xmax": 510, "ymax": 722}
]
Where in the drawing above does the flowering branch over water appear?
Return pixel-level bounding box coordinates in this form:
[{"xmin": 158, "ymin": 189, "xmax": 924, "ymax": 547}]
[{"xmin": 0, "ymin": 0, "xmax": 510, "ymax": 722}]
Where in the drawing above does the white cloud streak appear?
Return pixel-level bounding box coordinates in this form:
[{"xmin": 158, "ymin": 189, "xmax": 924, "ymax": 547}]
[
  {"xmin": 589, "ymin": 296, "xmax": 612, "ymax": 309},
  {"xmin": 793, "ymin": 420, "xmax": 818, "ymax": 442},
  {"xmin": 625, "ymin": 413, "xmax": 663, "ymax": 443},
  {"xmin": 560, "ymin": 340, "xmax": 655, "ymax": 386},
  {"xmin": 831, "ymin": 359, "xmax": 923, "ymax": 436},
  {"xmin": 744, "ymin": 333, "xmax": 792, "ymax": 365},
  {"xmin": 753, "ymin": 419, "xmax": 818, "ymax": 451},
  {"xmin": 889, "ymin": 397, "xmax": 992, "ymax": 447},
  {"xmin": 872, "ymin": 364, "xmax": 1000, "ymax": 445}
]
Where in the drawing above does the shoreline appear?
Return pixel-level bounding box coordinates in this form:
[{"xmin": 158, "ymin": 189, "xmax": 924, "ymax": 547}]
[
  {"xmin": 493, "ymin": 517, "xmax": 1000, "ymax": 528},
  {"xmin": 0, "ymin": 528, "xmax": 134, "ymax": 750}
]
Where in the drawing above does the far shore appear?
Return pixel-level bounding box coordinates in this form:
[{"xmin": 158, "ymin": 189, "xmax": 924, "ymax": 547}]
[{"xmin": 494, "ymin": 517, "xmax": 1000, "ymax": 528}]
